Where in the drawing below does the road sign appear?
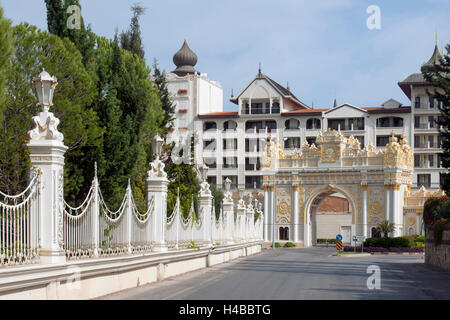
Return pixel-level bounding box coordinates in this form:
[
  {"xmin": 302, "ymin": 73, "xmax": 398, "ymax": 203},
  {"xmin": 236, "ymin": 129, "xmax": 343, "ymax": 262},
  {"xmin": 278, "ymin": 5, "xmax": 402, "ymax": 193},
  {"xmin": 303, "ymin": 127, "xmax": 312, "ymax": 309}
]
[
  {"xmin": 336, "ymin": 241, "xmax": 343, "ymax": 251},
  {"xmin": 352, "ymin": 236, "xmax": 366, "ymax": 242},
  {"xmin": 336, "ymin": 234, "xmax": 343, "ymax": 242}
]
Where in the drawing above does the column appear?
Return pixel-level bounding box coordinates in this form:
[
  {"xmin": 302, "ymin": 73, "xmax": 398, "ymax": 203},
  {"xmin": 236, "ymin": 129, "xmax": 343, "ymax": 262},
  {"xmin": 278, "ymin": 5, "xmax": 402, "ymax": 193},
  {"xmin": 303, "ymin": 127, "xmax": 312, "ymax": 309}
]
[
  {"xmin": 263, "ymin": 185, "xmax": 269, "ymax": 241},
  {"xmin": 385, "ymin": 184, "xmax": 391, "ymax": 226},
  {"xmin": 237, "ymin": 199, "xmax": 247, "ymax": 243},
  {"xmin": 391, "ymin": 183, "xmax": 401, "ymax": 237},
  {"xmin": 246, "ymin": 204, "xmax": 255, "ymax": 241},
  {"xmin": 292, "ymin": 183, "xmax": 299, "ymax": 243},
  {"xmin": 27, "ymin": 70, "xmax": 67, "ymax": 264},
  {"xmin": 146, "ymin": 161, "xmax": 169, "ymax": 252},
  {"xmin": 199, "ymin": 184, "xmax": 213, "ymax": 247},
  {"xmin": 362, "ymin": 184, "xmax": 368, "ymax": 238}
]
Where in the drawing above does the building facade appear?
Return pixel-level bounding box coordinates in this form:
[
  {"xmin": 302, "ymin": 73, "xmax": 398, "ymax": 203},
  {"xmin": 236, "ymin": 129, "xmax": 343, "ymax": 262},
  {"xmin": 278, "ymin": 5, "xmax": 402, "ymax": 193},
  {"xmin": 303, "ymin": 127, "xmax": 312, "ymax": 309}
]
[{"xmin": 165, "ymin": 40, "xmax": 446, "ymax": 242}]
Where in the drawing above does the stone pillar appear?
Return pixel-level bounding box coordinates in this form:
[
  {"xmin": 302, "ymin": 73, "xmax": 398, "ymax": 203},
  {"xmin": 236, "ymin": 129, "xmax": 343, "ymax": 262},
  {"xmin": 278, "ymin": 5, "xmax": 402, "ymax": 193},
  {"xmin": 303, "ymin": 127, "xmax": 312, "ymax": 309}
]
[
  {"xmin": 263, "ymin": 185, "xmax": 270, "ymax": 242},
  {"xmin": 385, "ymin": 184, "xmax": 391, "ymax": 226},
  {"xmin": 222, "ymin": 199, "xmax": 234, "ymax": 244},
  {"xmin": 237, "ymin": 198, "xmax": 247, "ymax": 243},
  {"xmin": 391, "ymin": 183, "xmax": 402, "ymax": 237},
  {"xmin": 246, "ymin": 196, "xmax": 255, "ymax": 241},
  {"xmin": 27, "ymin": 70, "xmax": 67, "ymax": 264},
  {"xmin": 362, "ymin": 184, "xmax": 368, "ymax": 238},
  {"xmin": 146, "ymin": 160, "xmax": 169, "ymax": 252},
  {"xmin": 199, "ymin": 182, "xmax": 213, "ymax": 247},
  {"xmin": 292, "ymin": 183, "xmax": 299, "ymax": 243}
]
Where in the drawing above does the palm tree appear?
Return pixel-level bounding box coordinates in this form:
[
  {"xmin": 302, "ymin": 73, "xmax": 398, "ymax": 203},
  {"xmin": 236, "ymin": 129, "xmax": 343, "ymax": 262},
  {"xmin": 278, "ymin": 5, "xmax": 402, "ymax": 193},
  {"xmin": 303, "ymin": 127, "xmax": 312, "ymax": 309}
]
[{"xmin": 377, "ymin": 220, "xmax": 395, "ymax": 238}]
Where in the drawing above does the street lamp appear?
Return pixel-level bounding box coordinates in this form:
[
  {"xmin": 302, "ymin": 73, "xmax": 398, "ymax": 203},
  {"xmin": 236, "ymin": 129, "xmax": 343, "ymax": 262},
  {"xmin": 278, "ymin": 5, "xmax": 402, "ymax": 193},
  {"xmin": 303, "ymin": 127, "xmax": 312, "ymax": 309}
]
[
  {"xmin": 152, "ymin": 135, "xmax": 164, "ymax": 160},
  {"xmin": 200, "ymin": 164, "xmax": 209, "ymax": 182},
  {"xmin": 32, "ymin": 69, "xmax": 58, "ymax": 112}
]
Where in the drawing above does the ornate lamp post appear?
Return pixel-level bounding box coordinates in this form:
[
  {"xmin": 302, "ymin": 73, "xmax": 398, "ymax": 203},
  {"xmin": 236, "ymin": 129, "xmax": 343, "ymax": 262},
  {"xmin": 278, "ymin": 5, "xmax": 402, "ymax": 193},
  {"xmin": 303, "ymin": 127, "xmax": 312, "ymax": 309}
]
[
  {"xmin": 27, "ymin": 69, "xmax": 67, "ymax": 264},
  {"xmin": 32, "ymin": 69, "xmax": 58, "ymax": 112}
]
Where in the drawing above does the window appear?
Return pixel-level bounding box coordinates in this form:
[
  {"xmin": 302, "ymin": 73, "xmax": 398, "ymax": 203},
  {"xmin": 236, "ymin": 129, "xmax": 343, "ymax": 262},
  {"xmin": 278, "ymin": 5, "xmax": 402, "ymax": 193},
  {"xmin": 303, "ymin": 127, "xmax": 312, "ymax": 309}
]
[
  {"xmin": 306, "ymin": 137, "xmax": 316, "ymax": 145},
  {"xmin": 224, "ymin": 121, "xmax": 237, "ymax": 131},
  {"xmin": 306, "ymin": 119, "xmax": 321, "ymax": 130},
  {"xmin": 203, "ymin": 158, "xmax": 217, "ymax": 169},
  {"xmin": 223, "ymin": 139, "xmax": 237, "ymax": 150},
  {"xmin": 245, "ymin": 158, "xmax": 261, "ymax": 171},
  {"xmin": 203, "ymin": 122, "xmax": 217, "ymax": 131},
  {"xmin": 414, "ymin": 116, "xmax": 421, "ymax": 129},
  {"xmin": 428, "ymin": 136, "xmax": 434, "ymax": 148},
  {"xmin": 349, "ymin": 118, "xmax": 364, "ymax": 130},
  {"xmin": 203, "ymin": 139, "xmax": 216, "ymax": 151},
  {"xmin": 414, "ymin": 155, "xmax": 421, "ymax": 167},
  {"xmin": 285, "ymin": 119, "xmax": 300, "ymax": 130},
  {"xmin": 284, "ymin": 137, "xmax": 301, "ymax": 149},
  {"xmin": 429, "ymin": 116, "xmax": 435, "ymax": 129},
  {"xmin": 243, "ymin": 103, "xmax": 250, "ymax": 114},
  {"xmin": 245, "ymin": 139, "xmax": 260, "ymax": 152},
  {"xmin": 328, "ymin": 119, "xmax": 345, "ymax": 130},
  {"xmin": 429, "ymin": 97, "xmax": 435, "ymax": 109},
  {"xmin": 417, "ymin": 174, "xmax": 431, "ymax": 188},
  {"xmin": 371, "ymin": 227, "xmax": 381, "ymax": 238},
  {"xmin": 376, "ymin": 136, "xmax": 390, "ymax": 147},
  {"xmin": 245, "ymin": 176, "xmax": 262, "ymax": 189},
  {"xmin": 251, "ymin": 103, "xmax": 263, "ymax": 114},
  {"xmin": 279, "ymin": 227, "xmax": 289, "ymax": 240},
  {"xmin": 428, "ymin": 155, "xmax": 435, "ymax": 167},
  {"xmin": 207, "ymin": 177, "xmax": 217, "ymax": 185},
  {"xmin": 271, "ymin": 102, "xmax": 280, "ymax": 114},
  {"xmin": 415, "ymin": 96, "xmax": 421, "ymax": 109},
  {"xmin": 223, "ymin": 157, "xmax": 238, "ymax": 169},
  {"xmin": 266, "ymin": 120, "xmax": 277, "ymax": 133}
]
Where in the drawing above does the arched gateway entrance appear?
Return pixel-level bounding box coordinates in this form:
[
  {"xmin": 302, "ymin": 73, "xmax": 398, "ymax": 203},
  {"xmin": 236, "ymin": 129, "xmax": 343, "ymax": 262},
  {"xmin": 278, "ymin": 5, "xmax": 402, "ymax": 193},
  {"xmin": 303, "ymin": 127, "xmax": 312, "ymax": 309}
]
[{"xmin": 261, "ymin": 129, "xmax": 414, "ymax": 247}]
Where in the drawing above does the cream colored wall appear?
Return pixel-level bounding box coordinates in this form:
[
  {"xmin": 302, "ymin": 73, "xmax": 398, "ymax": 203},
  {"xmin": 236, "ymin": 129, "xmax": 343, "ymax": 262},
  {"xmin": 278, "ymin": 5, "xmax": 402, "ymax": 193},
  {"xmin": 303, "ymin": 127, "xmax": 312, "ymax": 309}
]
[
  {"xmin": 315, "ymin": 212, "xmax": 352, "ymax": 240},
  {"xmin": 0, "ymin": 243, "xmax": 262, "ymax": 300}
]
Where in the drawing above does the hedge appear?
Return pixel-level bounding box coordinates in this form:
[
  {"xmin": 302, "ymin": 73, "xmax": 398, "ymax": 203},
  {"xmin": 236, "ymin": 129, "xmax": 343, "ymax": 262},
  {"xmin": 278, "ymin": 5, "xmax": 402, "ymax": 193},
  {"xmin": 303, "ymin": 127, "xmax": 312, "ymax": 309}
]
[
  {"xmin": 363, "ymin": 237, "xmax": 411, "ymax": 248},
  {"xmin": 343, "ymin": 246, "xmax": 423, "ymax": 253}
]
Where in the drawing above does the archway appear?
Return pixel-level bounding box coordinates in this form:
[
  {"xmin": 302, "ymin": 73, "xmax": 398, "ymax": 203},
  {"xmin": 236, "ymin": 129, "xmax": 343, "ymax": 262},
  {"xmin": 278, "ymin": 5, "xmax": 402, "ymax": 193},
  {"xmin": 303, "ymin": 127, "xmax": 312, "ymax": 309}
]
[{"xmin": 304, "ymin": 185, "xmax": 356, "ymax": 247}]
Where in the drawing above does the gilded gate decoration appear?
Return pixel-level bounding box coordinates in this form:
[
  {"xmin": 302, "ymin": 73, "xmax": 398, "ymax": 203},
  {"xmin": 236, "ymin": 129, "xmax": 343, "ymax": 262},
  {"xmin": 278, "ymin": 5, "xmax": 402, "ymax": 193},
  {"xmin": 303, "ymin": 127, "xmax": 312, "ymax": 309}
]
[
  {"xmin": 261, "ymin": 129, "xmax": 426, "ymax": 245},
  {"xmin": 276, "ymin": 187, "xmax": 292, "ymax": 223}
]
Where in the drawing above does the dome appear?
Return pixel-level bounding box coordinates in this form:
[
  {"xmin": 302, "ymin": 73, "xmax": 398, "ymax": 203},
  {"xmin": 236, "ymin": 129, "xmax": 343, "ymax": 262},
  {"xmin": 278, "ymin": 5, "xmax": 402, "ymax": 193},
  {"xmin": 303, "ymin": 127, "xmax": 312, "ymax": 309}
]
[{"xmin": 172, "ymin": 40, "xmax": 198, "ymax": 76}]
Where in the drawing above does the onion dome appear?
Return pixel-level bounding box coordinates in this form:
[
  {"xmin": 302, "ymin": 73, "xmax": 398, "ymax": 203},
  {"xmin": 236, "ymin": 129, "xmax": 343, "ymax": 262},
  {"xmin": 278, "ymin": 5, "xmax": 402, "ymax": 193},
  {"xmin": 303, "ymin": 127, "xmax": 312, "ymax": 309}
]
[
  {"xmin": 172, "ymin": 40, "xmax": 198, "ymax": 76},
  {"xmin": 421, "ymin": 45, "xmax": 442, "ymax": 72}
]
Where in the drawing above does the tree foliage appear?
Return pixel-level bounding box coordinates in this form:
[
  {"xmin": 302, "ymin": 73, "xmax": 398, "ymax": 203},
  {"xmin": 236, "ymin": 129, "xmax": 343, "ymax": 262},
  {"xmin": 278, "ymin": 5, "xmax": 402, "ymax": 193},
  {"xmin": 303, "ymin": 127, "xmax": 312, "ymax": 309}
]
[
  {"xmin": 0, "ymin": 7, "xmax": 12, "ymax": 124},
  {"xmin": 120, "ymin": 3, "xmax": 146, "ymax": 60},
  {"xmin": 0, "ymin": 23, "xmax": 102, "ymax": 196}
]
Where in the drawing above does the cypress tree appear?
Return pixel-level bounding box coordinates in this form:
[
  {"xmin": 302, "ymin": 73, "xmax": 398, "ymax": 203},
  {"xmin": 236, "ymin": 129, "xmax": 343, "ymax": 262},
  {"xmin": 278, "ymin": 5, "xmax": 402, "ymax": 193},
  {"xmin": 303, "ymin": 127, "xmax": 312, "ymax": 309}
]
[
  {"xmin": 422, "ymin": 43, "xmax": 450, "ymax": 193},
  {"xmin": 120, "ymin": 3, "xmax": 146, "ymax": 59},
  {"xmin": 0, "ymin": 7, "xmax": 12, "ymax": 124}
]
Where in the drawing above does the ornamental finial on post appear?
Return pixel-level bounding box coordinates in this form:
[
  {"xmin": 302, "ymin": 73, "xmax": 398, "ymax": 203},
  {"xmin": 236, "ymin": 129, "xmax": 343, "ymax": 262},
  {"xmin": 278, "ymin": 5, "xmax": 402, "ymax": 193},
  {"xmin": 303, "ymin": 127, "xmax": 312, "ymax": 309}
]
[
  {"xmin": 28, "ymin": 69, "xmax": 64, "ymax": 142},
  {"xmin": 148, "ymin": 135, "xmax": 167, "ymax": 178}
]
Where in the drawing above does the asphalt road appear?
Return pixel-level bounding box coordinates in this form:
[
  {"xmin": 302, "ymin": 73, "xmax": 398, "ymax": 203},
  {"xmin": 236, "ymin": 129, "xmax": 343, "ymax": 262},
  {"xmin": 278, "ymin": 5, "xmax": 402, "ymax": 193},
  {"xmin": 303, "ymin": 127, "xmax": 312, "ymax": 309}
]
[{"xmin": 99, "ymin": 247, "xmax": 450, "ymax": 300}]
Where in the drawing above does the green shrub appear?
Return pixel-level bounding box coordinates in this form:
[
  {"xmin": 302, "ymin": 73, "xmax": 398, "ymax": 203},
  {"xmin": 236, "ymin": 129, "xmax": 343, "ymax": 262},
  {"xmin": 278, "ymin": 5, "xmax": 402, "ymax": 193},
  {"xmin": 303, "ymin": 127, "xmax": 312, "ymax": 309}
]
[
  {"xmin": 415, "ymin": 235, "xmax": 425, "ymax": 243},
  {"xmin": 433, "ymin": 218, "xmax": 448, "ymax": 246},
  {"xmin": 423, "ymin": 197, "xmax": 444, "ymax": 225},
  {"xmin": 317, "ymin": 238, "xmax": 336, "ymax": 244},
  {"xmin": 274, "ymin": 242, "xmax": 281, "ymax": 248},
  {"xmin": 363, "ymin": 237, "xmax": 411, "ymax": 248},
  {"xmin": 283, "ymin": 242, "xmax": 296, "ymax": 248}
]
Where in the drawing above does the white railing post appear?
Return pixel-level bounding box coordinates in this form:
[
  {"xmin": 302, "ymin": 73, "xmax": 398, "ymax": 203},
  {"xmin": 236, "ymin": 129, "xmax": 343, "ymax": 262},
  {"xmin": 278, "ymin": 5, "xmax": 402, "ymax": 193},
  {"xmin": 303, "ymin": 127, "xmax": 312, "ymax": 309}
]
[
  {"xmin": 222, "ymin": 179, "xmax": 234, "ymax": 244},
  {"xmin": 27, "ymin": 70, "xmax": 67, "ymax": 264},
  {"xmin": 199, "ymin": 185, "xmax": 213, "ymax": 248},
  {"xmin": 146, "ymin": 155, "xmax": 169, "ymax": 252},
  {"xmin": 93, "ymin": 163, "xmax": 100, "ymax": 256},
  {"xmin": 237, "ymin": 198, "xmax": 247, "ymax": 243},
  {"xmin": 126, "ymin": 180, "xmax": 132, "ymax": 253}
]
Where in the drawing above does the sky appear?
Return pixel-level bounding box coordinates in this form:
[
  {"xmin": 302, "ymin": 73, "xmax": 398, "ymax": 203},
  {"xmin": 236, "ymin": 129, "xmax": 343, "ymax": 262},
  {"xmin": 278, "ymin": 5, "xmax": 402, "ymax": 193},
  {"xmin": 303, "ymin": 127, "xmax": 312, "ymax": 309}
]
[{"xmin": 2, "ymin": 0, "xmax": 450, "ymax": 111}]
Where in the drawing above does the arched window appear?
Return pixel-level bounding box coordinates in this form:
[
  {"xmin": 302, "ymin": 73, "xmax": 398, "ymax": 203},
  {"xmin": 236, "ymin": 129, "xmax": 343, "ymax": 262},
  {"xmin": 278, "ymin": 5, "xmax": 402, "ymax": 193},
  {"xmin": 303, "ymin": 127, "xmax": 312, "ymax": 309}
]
[
  {"xmin": 271, "ymin": 102, "xmax": 280, "ymax": 114},
  {"xmin": 306, "ymin": 118, "xmax": 321, "ymax": 130},
  {"xmin": 285, "ymin": 119, "xmax": 300, "ymax": 130},
  {"xmin": 279, "ymin": 227, "xmax": 289, "ymax": 240},
  {"xmin": 224, "ymin": 120, "xmax": 237, "ymax": 131},
  {"xmin": 371, "ymin": 227, "xmax": 381, "ymax": 238},
  {"xmin": 203, "ymin": 122, "xmax": 217, "ymax": 131}
]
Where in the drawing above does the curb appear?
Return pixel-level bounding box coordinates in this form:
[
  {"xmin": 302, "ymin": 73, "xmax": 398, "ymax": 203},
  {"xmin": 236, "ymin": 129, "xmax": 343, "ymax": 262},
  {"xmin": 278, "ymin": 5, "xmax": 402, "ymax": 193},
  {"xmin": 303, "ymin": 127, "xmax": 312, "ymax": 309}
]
[
  {"xmin": 370, "ymin": 252, "xmax": 424, "ymax": 255},
  {"xmin": 331, "ymin": 253, "xmax": 372, "ymax": 257}
]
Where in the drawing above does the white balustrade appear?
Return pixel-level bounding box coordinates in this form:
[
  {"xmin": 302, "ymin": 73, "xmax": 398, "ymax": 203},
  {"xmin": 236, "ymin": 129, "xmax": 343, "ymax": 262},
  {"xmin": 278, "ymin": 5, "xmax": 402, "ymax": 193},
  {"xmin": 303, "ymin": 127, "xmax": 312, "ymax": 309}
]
[{"xmin": 0, "ymin": 170, "xmax": 40, "ymax": 266}]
